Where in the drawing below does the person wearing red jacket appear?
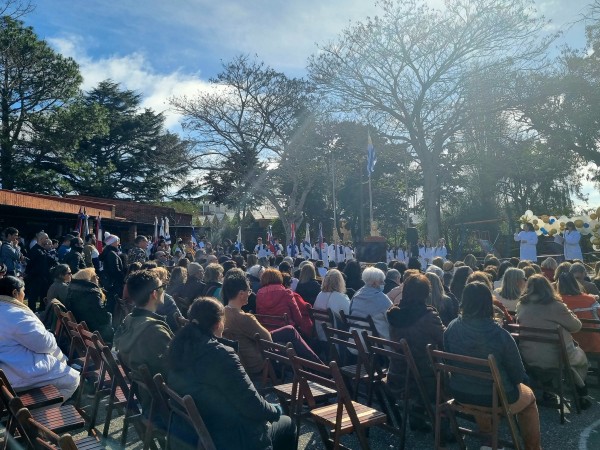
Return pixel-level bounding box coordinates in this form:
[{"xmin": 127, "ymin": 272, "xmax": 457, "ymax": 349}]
[{"xmin": 256, "ymin": 269, "xmax": 307, "ymax": 330}]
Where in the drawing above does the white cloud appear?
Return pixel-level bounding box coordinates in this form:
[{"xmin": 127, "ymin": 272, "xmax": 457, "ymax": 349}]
[{"xmin": 48, "ymin": 35, "xmax": 212, "ymax": 130}]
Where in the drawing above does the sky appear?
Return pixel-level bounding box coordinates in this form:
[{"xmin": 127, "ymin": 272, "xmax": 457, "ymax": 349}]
[{"xmin": 20, "ymin": 0, "xmax": 600, "ymax": 208}]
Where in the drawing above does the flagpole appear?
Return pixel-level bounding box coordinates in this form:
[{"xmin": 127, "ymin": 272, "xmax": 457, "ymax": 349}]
[
  {"xmin": 331, "ymin": 149, "xmax": 339, "ymax": 259},
  {"xmin": 368, "ymin": 172, "xmax": 374, "ymax": 235}
]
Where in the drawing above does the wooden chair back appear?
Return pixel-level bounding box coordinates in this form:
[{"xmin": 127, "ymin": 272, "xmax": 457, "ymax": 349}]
[
  {"xmin": 13, "ymin": 407, "xmax": 80, "ymax": 450},
  {"xmin": 363, "ymin": 333, "xmax": 435, "ymax": 446},
  {"xmin": 254, "ymin": 312, "xmax": 290, "ymax": 330},
  {"xmin": 309, "ymin": 308, "xmax": 334, "ymax": 337},
  {"xmin": 339, "ymin": 310, "xmax": 378, "ymax": 336},
  {"xmin": 508, "ymin": 323, "xmax": 581, "ymax": 422},
  {"xmin": 427, "ymin": 345, "xmax": 522, "ymax": 450},
  {"xmin": 255, "ymin": 335, "xmax": 293, "ymax": 388},
  {"xmin": 153, "ymin": 374, "xmax": 216, "ymax": 450}
]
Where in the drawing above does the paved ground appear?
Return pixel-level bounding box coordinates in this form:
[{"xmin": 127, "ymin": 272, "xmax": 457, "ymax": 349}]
[{"xmin": 3, "ymin": 382, "xmax": 600, "ymax": 449}]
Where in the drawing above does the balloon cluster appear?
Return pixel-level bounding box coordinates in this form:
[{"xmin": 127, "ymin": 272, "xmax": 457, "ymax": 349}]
[{"xmin": 519, "ymin": 209, "xmax": 600, "ymax": 250}]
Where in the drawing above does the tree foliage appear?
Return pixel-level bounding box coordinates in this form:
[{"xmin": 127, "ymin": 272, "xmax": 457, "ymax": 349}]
[
  {"xmin": 0, "ymin": 16, "xmax": 81, "ymax": 189},
  {"xmin": 308, "ymin": 0, "xmax": 553, "ymax": 241}
]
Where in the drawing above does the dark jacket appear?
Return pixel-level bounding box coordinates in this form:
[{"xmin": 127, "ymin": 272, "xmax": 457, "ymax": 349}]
[
  {"xmin": 100, "ymin": 245, "xmax": 125, "ymax": 289},
  {"xmin": 63, "ymin": 248, "xmax": 86, "ymax": 274},
  {"xmin": 167, "ymin": 326, "xmax": 280, "ymax": 450},
  {"xmin": 114, "ymin": 308, "xmax": 174, "ymax": 378},
  {"xmin": 65, "ymin": 279, "xmax": 114, "ymax": 343},
  {"xmin": 383, "ymin": 279, "xmax": 400, "ymax": 295},
  {"xmin": 443, "ymin": 316, "xmax": 526, "ymax": 406},
  {"xmin": 386, "ymin": 303, "xmax": 444, "ymax": 399},
  {"xmin": 26, "ymin": 244, "xmax": 55, "ymax": 281},
  {"xmin": 295, "ymin": 279, "xmax": 321, "ymax": 305},
  {"xmin": 180, "ymin": 278, "xmax": 206, "ymax": 301}
]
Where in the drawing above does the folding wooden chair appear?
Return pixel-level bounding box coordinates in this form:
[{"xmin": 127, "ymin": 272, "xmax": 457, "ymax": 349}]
[
  {"xmin": 308, "ymin": 308, "xmax": 334, "ymax": 359},
  {"xmin": 0, "ymin": 369, "xmax": 63, "ymax": 415},
  {"xmin": 508, "ymin": 323, "xmax": 581, "ymax": 423},
  {"xmin": 427, "ymin": 345, "xmax": 522, "ymax": 450},
  {"xmin": 13, "ymin": 407, "xmax": 103, "ymax": 450},
  {"xmin": 92, "ymin": 334, "xmax": 143, "ymax": 442},
  {"xmin": 579, "ymin": 318, "xmax": 600, "ymax": 387},
  {"xmin": 363, "ymin": 333, "xmax": 435, "ymax": 450},
  {"xmin": 338, "ymin": 311, "xmax": 378, "ymax": 336},
  {"xmin": 153, "ymin": 374, "xmax": 216, "ymax": 450},
  {"xmin": 322, "ymin": 325, "xmax": 371, "ymax": 401},
  {"xmin": 254, "ymin": 312, "xmax": 290, "ymax": 330},
  {"xmin": 124, "ymin": 364, "xmax": 169, "ymax": 450},
  {"xmin": 287, "ymin": 353, "xmax": 387, "ymax": 450},
  {"xmin": 1, "ymin": 385, "xmax": 85, "ymax": 447}
]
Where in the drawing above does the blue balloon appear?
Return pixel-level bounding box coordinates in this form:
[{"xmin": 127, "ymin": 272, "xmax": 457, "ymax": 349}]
[
  {"xmin": 549, "ymin": 218, "xmax": 556, "ymax": 224},
  {"xmin": 584, "ymin": 223, "xmax": 590, "ymax": 228}
]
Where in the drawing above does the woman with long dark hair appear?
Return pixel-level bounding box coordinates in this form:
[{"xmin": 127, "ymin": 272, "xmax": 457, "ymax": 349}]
[
  {"xmin": 445, "ymin": 282, "xmax": 541, "ymax": 449},
  {"xmin": 167, "ymin": 297, "xmax": 296, "ymax": 450}
]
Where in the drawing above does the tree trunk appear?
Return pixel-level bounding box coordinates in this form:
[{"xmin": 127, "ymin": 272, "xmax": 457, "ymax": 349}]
[{"xmin": 421, "ymin": 155, "xmax": 441, "ymax": 242}]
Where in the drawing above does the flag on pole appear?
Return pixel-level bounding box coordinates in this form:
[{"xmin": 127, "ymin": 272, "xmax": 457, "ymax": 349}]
[
  {"xmin": 302, "ymin": 223, "xmax": 311, "ymax": 258},
  {"xmin": 75, "ymin": 207, "xmax": 83, "ymax": 235},
  {"xmin": 318, "ymin": 222, "xmax": 324, "ymax": 259},
  {"xmin": 83, "ymin": 208, "xmax": 89, "ymax": 237},
  {"xmin": 191, "ymin": 227, "xmax": 198, "ymax": 247},
  {"xmin": 95, "ymin": 214, "xmax": 103, "ymax": 253},
  {"xmin": 366, "ymin": 132, "xmax": 376, "ymax": 175},
  {"xmin": 164, "ymin": 217, "xmax": 171, "ymax": 244},
  {"xmin": 159, "ymin": 218, "xmax": 165, "ymax": 240},
  {"xmin": 153, "ymin": 217, "xmax": 159, "ymax": 246},
  {"xmin": 235, "ymin": 227, "xmax": 243, "ymax": 251},
  {"xmin": 267, "ymin": 225, "xmax": 276, "ymax": 254},
  {"xmin": 290, "ymin": 223, "xmax": 297, "ymax": 257}
]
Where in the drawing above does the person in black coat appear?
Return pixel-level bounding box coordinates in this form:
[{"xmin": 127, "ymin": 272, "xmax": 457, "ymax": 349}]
[
  {"xmin": 167, "ymin": 297, "xmax": 296, "ymax": 450},
  {"xmin": 66, "ymin": 268, "xmax": 113, "ymax": 344},
  {"xmin": 63, "ymin": 237, "xmax": 86, "ymax": 275},
  {"xmin": 100, "ymin": 233, "xmax": 125, "ymax": 313},
  {"xmin": 25, "ymin": 232, "xmax": 56, "ymax": 310}
]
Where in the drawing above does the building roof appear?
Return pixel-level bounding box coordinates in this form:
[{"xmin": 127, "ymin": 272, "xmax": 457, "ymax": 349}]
[{"xmin": 0, "ymin": 190, "xmax": 115, "ymax": 218}]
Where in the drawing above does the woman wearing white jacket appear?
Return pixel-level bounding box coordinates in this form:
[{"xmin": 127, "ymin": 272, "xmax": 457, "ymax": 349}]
[{"xmin": 0, "ymin": 276, "xmax": 79, "ymax": 401}]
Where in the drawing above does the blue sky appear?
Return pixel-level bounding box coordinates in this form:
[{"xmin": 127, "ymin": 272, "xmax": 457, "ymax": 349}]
[{"xmin": 23, "ymin": 0, "xmax": 600, "ymax": 207}]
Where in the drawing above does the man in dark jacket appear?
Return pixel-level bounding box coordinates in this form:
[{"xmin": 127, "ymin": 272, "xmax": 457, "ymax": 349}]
[
  {"xmin": 25, "ymin": 232, "xmax": 56, "ymax": 310},
  {"xmin": 100, "ymin": 233, "xmax": 125, "ymax": 313},
  {"xmin": 63, "ymin": 237, "xmax": 86, "ymax": 275}
]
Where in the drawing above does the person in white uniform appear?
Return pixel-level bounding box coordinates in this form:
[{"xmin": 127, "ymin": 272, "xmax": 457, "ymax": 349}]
[
  {"xmin": 433, "ymin": 238, "xmax": 448, "ymax": 261},
  {"xmin": 514, "ymin": 223, "xmax": 538, "ymax": 262},
  {"xmin": 563, "ymin": 221, "xmax": 583, "ymax": 261},
  {"xmin": 419, "ymin": 239, "xmax": 434, "ymax": 270}
]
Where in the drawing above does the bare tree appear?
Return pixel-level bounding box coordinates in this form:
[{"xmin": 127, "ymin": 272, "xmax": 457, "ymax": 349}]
[
  {"xmin": 309, "ymin": 0, "xmax": 553, "ymax": 240},
  {"xmin": 171, "ymin": 55, "xmax": 320, "ymax": 243},
  {"xmin": 0, "ymin": 0, "xmax": 34, "ymax": 18}
]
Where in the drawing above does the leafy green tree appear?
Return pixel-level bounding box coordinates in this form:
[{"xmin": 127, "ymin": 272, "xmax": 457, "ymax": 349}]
[
  {"xmin": 25, "ymin": 80, "xmax": 194, "ymax": 200},
  {"xmin": 309, "ymin": 0, "xmax": 553, "ymax": 241},
  {"xmin": 0, "ymin": 16, "xmax": 81, "ymax": 189}
]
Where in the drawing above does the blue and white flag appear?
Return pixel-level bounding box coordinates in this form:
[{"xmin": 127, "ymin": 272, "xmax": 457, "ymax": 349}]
[
  {"xmin": 366, "ymin": 132, "xmax": 376, "ymax": 175},
  {"xmin": 302, "ymin": 223, "xmax": 311, "ymax": 258},
  {"xmin": 191, "ymin": 227, "xmax": 198, "ymax": 247},
  {"xmin": 318, "ymin": 222, "xmax": 324, "ymax": 260},
  {"xmin": 164, "ymin": 217, "xmax": 171, "ymax": 244},
  {"xmin": 235, "ymin": 227, "xmax": 243, "ymax": 251}
]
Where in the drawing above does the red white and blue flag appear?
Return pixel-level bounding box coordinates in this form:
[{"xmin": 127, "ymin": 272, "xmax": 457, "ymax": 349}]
[
  {"xmin": 318, "ymin": 222, "xmax": 324, "ymax": 259},
  {"xmin": 95, "ymin": 214, "xmax": 103, "ymax": 253},
  {"xmin": 267, "ymin": 225, "xmax": 276, "ymax": 254}
]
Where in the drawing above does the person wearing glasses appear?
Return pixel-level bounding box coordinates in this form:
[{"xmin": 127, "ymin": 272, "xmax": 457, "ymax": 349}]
[
  {"xmin": 46, "ymin": 264, "xmax": 72, "ymax": 303},
  {"xmin": 114, "ymin": 270, "xmax": 174, "ymax": 379}
]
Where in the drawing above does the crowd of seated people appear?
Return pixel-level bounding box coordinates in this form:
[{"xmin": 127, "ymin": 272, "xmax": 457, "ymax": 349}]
[{"xmin": 2, "ymin": 223, "xmax": 600, "ymax": 450}]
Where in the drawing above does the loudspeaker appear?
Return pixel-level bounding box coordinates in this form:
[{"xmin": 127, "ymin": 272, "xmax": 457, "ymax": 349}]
[{"xmin": 406, "ymin": 227, "xmax": 418, "ymax": 245}]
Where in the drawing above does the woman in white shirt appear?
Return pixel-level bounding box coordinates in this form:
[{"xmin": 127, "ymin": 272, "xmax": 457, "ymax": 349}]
[
  {"xmin": 313, "ymin": 269, "xmax": 350, "ymax": 341},
  {"xmin": 419, "ymin": 239, "xmax": 434, "ymax": 271},
  {"xmin": 514, "ymin": 223, "xmax": 538, "ymax": 262}
]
